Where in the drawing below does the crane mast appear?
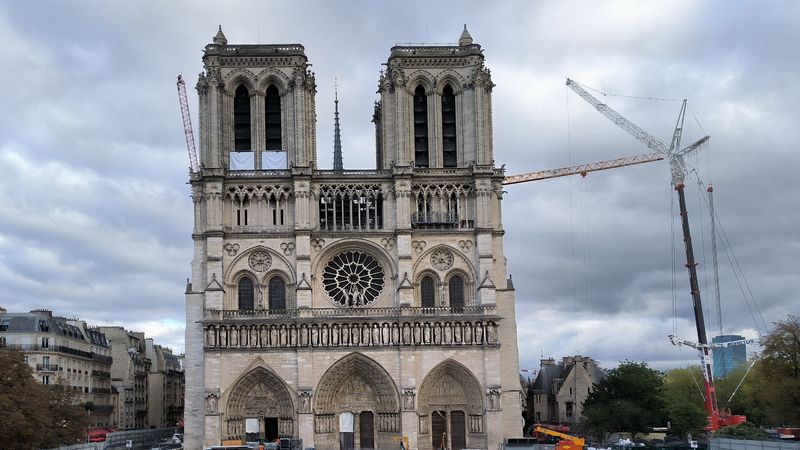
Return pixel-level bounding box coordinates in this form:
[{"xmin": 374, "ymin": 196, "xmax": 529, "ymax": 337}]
[
  {"xmin": 565, "ymin": 77, "xmax": 739, "ymax": 431},
  {"xmin": 177, "ymin": 74, "xmax": 200, "ymax": 173}
]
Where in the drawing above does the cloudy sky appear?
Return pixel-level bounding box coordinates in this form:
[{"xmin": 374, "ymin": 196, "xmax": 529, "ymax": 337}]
[{"xmin": 1, "ymin": 1, "xmax": 797, "ymax": 373}]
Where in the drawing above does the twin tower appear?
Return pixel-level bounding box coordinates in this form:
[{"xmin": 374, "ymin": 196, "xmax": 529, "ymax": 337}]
[{"xmin": 184, "ymin": 26, "xmax": 522, "ymax": 450}]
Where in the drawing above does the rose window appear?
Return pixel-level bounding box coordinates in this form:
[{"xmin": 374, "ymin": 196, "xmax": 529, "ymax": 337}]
[{"xmin": 322, "ymin": 250, "xmax": 385, "ymax": 307}]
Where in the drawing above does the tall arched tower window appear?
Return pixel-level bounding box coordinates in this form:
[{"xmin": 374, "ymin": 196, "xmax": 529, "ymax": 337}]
[
  {"xmin": 448, "ymin": 275, "xmax": 464, "ymax": 313},
  {"xmin": 238, "ymin": 277, "xmax": 255, "ymax": 310},
  {"xmin": 441, "ymin": 84, "xmax": 457, "ymax": 167},
  {"xmin": 421, "ymin": 275, "xmax": 436, "ymax": 308},
  {"xmin": 268, "ymin": 276, "xmax": 286, "ymax": 311},
  {"xmin": 234, "ymin": 86, "xmax": 251, "ymax": 151},
  {"xmin": 265, "ymin": 85, "xmax": 282, "ymax": 150},
  {"xmin": 414, "ymin": 85, "xmax": 429, "ymax": 167}
]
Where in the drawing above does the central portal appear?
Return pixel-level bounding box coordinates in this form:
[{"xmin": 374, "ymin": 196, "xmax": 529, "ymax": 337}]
[{"xmin": 313, "ymin": 353, "xmax": 400, "ymax": 450}]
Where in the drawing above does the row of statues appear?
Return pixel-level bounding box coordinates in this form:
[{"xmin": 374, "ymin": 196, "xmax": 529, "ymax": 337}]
[{"xmin": 205, "ymin": 320, "xmax": 500, "ymax": 349}]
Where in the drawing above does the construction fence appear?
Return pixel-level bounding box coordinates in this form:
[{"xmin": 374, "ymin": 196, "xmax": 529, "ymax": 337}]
[{"xmin": 710, "ymin": 438, "xmax": 800, "ymax": 450}]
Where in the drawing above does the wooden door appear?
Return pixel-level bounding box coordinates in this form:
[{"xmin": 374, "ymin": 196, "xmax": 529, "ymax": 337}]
[
  {"xmin": 432, "ymin": 411, "xmax": 447, "ymax": 450},
  {"xmin": 450, "ymin": 411, "xmax": 466, "ymax": 450},
  {"xmin": 359, "ymin": 411, "xmax": 374, "ymax": 449}
]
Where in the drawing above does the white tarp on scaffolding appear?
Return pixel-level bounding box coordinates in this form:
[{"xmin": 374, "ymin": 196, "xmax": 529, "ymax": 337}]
[
  {"xmin": 262, "ymin": 150, "xmax": 287, "ymax": 169},
  {"xmin": 245, "ymin": 418, "xmax": 259, "ymax": 433},
  {"xmin": 230, "ymin": 151, "xmax": 255, "ymax": 170}
]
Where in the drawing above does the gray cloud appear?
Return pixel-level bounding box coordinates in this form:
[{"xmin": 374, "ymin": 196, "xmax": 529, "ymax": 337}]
[{"xmin": 0, "ymin": 1, "xmax": 797, "ymax": 368}]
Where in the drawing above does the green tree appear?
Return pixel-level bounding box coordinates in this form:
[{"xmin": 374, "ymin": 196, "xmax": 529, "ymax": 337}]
[
  {"xmin": 581, "ymin": 361, "xmax": 667, "ymax": 440},
  {"xmin": 663, "ymin": 366, "xmax": 707, "ymax": 436},
  {"xmin": 757, "ymin": 315, "xmax": 800, "ymax": 425},
  {"xmin": 716, "ymin": 422, "xmax": 768, "ymax": 439},
  {"xmin": 0, "ymin": 350, "xmax": 89, "ymax": 449}
]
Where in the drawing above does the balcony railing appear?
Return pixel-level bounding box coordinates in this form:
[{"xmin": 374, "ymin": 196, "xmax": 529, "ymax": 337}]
[
  {"xmin": 92, "ymin": 353, "xmax": 113, "ymax": 365},
  {"xmin": 91, "ymin": 370, "xmax": 111, "ymax": 379},
  {"xmin": 411, "ymin": 211, "xmax": 474, "ymax": 229},
  {"xmin": 92, "ymin": 404, "xmax": 114, "ymax": 414},
  {"xmin": 36, "ymin": 364, "xmax": 59, "ymax": 372},
  {"xmin": 91, "ymin": 387, "xmax": 111, "ymax": 395},
  {"xmin": 57, "ymin": 345, "xmax": 93, "ymax": 359},
  {"xmin": 204, "ymin": 305, "xmax": 495, "ymax": 321}
]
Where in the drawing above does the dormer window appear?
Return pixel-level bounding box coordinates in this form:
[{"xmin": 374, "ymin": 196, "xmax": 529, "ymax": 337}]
[{"xmin": 234, "ymin": 86, "xmax": 251, "ymax": 151}]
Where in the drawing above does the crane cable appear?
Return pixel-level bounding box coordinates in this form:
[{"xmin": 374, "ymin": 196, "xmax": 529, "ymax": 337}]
[
  {"xmin": 579, "ymin": 81, "xmax": 684, "ymax": 103},
  {"xmin": 566, "ymin": 84, "xmax": 580, "ymax": 339}
]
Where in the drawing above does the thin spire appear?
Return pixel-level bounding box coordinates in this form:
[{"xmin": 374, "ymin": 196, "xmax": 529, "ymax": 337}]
[{"xmin": 333, "ymin": 78, "xmax": 343, "ymax": 171}]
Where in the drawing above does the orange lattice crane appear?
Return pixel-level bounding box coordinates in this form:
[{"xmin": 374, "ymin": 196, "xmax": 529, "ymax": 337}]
[{"xmin": 535, "ymin": 426, "xmax": 585, "ymax": 450}]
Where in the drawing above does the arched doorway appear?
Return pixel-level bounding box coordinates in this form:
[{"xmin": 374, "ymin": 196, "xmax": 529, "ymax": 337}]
[
  {"xmin": 314, "ymin": 353, "xmax": 400, "ymax": 450},
  {"xmin": 224, "ymin": 367, "xmax": 295, "ymax": 442},
  {"xmin": 417, "ymin": 359, "xmax": 484, "ymax": 450}
]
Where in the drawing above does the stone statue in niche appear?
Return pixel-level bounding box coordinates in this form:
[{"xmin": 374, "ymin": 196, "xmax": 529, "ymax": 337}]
[
  {"xmin": 402, "ymin": 389, "xmax": 416, "ymax": 411},
  {"xmin": 206, "ymin": 393, "xmax": 218, "ymax": 414},
  {"xmin": 299, "ymin": 391, "xmax": 312, "ymax": 413},
  {"xmin": 487, "ymin": 389, "xmax": 501, "ymax": 410}
]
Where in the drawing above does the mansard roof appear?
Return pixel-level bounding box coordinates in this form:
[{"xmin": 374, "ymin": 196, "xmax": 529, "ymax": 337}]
[{"xmin": 0, "ymin": 312, "xmax": 87, "ymax": 341}]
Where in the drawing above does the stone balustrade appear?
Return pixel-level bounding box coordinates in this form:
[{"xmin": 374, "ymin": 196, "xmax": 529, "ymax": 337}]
[{"xmin": 203, "ymin": 316, "xmax": 500, "ymax": 350}]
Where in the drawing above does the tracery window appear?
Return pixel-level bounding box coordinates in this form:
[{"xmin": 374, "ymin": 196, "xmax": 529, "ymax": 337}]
[
  {"xmin": 322, "ymin": 250, "xmax": 385, "ymax": 307},
  {"xmin": 414, "ymin": 85, "xmax": 429, "ymax": 167},
  {"xmin": 268, "ymin": 276, "xmax": 286, "ymax": 311},
  {"xmin": 318, "ymin": 184, "xmax": 383, "ymax": 231},
  {"xmin": 441, "ymin": 84, "xmax": 457, "ymax": 167},
  {"xmin": 238, "ymin": 276, "xmax": 255, "ymax": 310},
  {"xmin": 421, "ymin": 275, "xmax": 436, "ymax": 308},
  {"xmin": 265, "ymin": 85, "xmax": 282, "ymax": 150},
  {"xmin": 411, "ymin": 183, "xmax": 473, "ymax": 229},
  {"xmin": 449, "ymin": 275, "xmax": 464, "ymax": 313},
  {"xmin": 234, "ymin": 85, "xmax": 251, "ymax": 151}
]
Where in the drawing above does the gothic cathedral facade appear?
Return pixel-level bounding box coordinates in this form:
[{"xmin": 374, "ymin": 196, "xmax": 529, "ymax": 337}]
[{"xmin": 184, "ymin": 27, "xmax": 522, "ymax": 450}]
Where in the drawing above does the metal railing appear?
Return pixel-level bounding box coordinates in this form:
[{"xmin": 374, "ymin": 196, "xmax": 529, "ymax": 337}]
[
  {"xmin": 36, "ymin": 364, "xmax": 59, "ymax": 371},
  {"xmin": 92, "ymin": 353, "xmax": 113, "ymax": 365},
  {"xmin": 92, "ymin": 404, "xmax": 114, "ymax": 414},
  {"xmin": 91, "ymin": 370, "xmax": 111, "ymax": 379}
]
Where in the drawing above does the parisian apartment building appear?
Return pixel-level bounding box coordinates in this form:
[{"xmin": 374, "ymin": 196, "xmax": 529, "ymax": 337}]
[{"xmin": 0, "ymin": 307, "xmax": 184, "ymax": 430}]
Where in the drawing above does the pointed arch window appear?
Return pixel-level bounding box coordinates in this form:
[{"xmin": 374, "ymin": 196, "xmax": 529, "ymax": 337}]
[
  {"xmin": 268, "ymin": 276, "xmax": 286, "ymax": 311},
  {"xmin": 414, "ymin": 85, "xmax": 429, "ymax": 167},
  {"xmin": 238, "ymin": 276, "xmax": 255, "ymax": 310},
  {"xmin": 441, "ymin": 84, "xmax": 457, "ymax": 167},
  {"xmin": 448, "ymin": 275, "xmax": 464, "ymax": 313},
  {"xmin": 265, "ymin": 85, "xmax": 282, "ymax": 150},
  {"xmin": 421, "ymin": 275, "xmax": 436, "ymax": 309},
  {"xmin": 234, "ymin": 86, "xmax": 251, "ymax": 151}
]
